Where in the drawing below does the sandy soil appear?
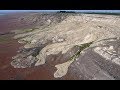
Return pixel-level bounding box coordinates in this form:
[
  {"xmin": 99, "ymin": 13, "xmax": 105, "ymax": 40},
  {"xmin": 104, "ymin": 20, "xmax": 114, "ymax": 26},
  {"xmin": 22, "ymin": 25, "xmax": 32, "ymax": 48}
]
[
  {"xmin": 0, "ymin": 14, "xmax": 56, "ymax": 80},
  {"xmin": 0, "ymin": 13, "xmax": 75, "ymax": 80}
]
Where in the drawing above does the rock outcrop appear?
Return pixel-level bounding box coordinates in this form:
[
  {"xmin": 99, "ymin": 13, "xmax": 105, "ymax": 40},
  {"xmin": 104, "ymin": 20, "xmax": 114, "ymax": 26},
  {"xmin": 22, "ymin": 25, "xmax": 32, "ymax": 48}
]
[{"xmin": 10, "ymin": 13, "xmax": 120, "ymax": 80}]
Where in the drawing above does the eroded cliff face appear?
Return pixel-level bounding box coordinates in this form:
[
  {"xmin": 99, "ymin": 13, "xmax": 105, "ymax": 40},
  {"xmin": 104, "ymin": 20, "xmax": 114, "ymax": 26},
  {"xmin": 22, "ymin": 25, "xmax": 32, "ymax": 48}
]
[{"xmin": 10, "ymin": 13, "xmax": 120, "ymax": 80}]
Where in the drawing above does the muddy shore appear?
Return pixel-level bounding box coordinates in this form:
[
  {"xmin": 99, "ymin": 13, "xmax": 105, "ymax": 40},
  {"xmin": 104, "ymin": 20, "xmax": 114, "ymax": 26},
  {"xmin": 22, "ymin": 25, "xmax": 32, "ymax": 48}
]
[
  {"xmin": 1, "ymin": 12, "xmax": 120, "ymax": 80},
  {"xmin": 0, "ymin": 14, "xmax": 58, "ymax": 80},
  {"xmin": 0, "ymin": 34, "xmax": 73, "ymax": 80},
  {"xmin": 0, "ymin": 13, "xmax": 52, "ymax": 80}
]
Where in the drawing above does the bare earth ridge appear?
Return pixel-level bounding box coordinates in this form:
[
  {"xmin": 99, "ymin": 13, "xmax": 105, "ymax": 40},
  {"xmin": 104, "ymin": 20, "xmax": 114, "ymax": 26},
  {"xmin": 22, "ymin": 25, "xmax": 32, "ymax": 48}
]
[{"xmin": 1, "ymin": 12, "xmax": 120, "ymax": 80}]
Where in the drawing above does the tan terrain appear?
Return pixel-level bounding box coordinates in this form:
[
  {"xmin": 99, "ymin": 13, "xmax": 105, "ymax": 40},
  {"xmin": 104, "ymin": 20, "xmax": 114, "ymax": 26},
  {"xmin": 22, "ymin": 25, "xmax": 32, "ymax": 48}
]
[{"xmin": 1, "ymin": 12, "xmax": 120, "ymax": 80}]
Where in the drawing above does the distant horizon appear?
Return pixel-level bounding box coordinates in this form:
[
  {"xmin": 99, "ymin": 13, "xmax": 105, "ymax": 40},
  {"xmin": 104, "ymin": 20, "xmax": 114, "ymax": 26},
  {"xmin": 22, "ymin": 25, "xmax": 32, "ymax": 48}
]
[{"xmin": 0, "ymin": 10, "xmax": 120, "ymax": 14}]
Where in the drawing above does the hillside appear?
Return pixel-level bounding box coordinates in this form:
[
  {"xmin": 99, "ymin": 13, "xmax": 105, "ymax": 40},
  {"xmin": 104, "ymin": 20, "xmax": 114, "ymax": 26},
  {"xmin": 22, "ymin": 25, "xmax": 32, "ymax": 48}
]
[{"xmin": 9, "ymin": 13, "xmax": 120, "ymax": 80}]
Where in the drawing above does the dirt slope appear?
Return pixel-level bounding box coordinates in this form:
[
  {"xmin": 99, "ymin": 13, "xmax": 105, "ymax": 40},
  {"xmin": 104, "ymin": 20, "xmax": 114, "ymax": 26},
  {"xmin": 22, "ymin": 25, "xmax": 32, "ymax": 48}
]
[{"xmin": 6, "ymin": 13, "xmax": 120, "ymax": 80}]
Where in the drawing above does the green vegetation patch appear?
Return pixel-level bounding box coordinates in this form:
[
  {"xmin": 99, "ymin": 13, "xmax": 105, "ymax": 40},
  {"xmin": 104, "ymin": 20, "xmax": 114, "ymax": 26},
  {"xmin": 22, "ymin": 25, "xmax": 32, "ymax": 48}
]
[
  {"xmin": 70, "ymin": 42, "xmax": 93, "ymax": 61},
  {"xmin": 21, "ymin": 28, "xmax": 35, "ymax": 33},
  {"xmin": 0, "ymin": 34, "xmax": 12, "ymax": 43},
  {"xmin": 25, "ymin": 28, "xmax": 39, "ymax": 32},
  {"xmin": 14, "ymin": 28, "xmax": 38, "ymax": 35}
]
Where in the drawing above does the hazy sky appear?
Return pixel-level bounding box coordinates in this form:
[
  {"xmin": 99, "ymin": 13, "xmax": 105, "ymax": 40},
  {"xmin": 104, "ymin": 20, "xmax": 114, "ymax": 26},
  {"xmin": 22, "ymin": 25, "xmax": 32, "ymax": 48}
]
[{"xmin": 0, "ymin": 10, "xmax": 120, "ymax": 14}]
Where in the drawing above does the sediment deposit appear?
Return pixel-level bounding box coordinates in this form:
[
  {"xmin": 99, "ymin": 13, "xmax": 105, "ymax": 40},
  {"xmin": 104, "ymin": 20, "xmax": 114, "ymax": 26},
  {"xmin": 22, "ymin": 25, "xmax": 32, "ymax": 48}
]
[{"xmin": 10, "ymin": 13, "xmax": 120, "ymax": 80}]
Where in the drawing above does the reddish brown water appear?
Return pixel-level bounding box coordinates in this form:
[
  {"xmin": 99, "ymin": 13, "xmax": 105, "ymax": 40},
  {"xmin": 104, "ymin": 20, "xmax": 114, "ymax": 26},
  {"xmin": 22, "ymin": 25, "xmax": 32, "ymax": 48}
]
[
  {"xmin": 0, "ymin": 14, "xmax": 58, "ymax": 80},
  {"xmin": 0, "ymin": 35, "xmax": 58, "ymax": 80},
  {"xmin": 0, "ymin": 14, "xmax": 74, "ymax": 80}
]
